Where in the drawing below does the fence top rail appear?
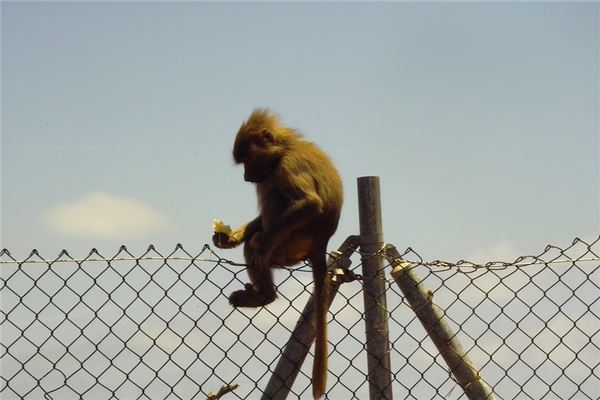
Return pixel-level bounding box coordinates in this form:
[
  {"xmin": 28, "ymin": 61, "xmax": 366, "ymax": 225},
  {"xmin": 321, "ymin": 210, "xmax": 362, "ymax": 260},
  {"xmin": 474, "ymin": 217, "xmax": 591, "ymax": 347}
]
[
  {"xmin": 0, "ymin": 254, "xmax": 598, "ymax": 269},
  {"xmin": 1, "ymin": 236, "xmax": 597, "ymax": 271}
]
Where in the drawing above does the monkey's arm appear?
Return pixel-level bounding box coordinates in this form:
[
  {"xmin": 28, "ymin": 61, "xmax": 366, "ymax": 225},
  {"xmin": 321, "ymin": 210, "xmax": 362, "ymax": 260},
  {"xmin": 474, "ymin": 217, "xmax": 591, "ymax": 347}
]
[
  {"xmin": 213, "ymin": 216, "xmax": 262, "ymax": 249},
  {"xmin": 255, "ymin": 169, "xmax": 323, "ymax": 262}
]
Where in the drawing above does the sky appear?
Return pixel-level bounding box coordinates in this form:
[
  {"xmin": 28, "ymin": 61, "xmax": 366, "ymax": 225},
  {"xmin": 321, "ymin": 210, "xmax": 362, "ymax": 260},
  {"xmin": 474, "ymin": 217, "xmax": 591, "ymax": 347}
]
[
  {"xmin": 2, "ymin": 1, "xmax": 598, "ymax": 262},
  {"xmin": 1, "ymin": 2, "xmax": 598, "ymax": 399}
]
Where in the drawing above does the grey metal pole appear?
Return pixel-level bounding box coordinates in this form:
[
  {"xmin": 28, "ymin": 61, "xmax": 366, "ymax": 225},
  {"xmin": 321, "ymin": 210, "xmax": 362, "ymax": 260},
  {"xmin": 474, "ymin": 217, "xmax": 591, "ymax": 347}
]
[{"xmin": 357, "ymin": 176, "xmax": 393, "ymax": 400}]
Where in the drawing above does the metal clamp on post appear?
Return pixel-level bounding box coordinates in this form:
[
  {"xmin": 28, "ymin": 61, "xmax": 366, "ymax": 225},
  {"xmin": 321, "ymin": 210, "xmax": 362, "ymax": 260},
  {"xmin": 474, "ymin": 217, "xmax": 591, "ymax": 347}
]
[{"xmin": 384, "ymin": 244, "xmax": 414, "ymax": 275}]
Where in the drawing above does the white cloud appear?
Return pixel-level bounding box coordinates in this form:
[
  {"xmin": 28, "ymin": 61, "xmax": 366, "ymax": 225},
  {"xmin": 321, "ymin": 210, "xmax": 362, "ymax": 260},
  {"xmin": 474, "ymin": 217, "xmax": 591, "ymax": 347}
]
[
  {"xmin": 42, "ymin": 192, "xmax": 169, "ymax": 240},
  {"xmin": 465, "ymin": 241, "xmax": 519, "ymax": 264}
]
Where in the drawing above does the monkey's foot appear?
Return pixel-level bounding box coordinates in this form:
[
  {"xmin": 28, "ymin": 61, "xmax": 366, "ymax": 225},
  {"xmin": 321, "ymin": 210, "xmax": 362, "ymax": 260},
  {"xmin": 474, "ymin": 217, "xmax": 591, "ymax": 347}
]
[{"xmin": 229, "ymin": 284, "xmax": 276, "ymax": 307}]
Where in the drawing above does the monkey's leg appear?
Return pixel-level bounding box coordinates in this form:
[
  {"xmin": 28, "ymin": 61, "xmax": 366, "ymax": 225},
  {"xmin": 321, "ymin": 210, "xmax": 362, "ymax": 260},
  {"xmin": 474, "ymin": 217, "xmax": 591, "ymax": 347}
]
[{"xmin": 228, "ymin": 233, "xmax": 277, "ymax": 307}]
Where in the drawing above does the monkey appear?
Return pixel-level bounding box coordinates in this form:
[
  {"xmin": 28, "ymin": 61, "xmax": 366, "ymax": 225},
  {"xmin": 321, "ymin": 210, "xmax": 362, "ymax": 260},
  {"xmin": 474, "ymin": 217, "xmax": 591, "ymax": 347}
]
[{"xmin": 212, "ymin": 109, "xmax": 343, "ymax": 399}]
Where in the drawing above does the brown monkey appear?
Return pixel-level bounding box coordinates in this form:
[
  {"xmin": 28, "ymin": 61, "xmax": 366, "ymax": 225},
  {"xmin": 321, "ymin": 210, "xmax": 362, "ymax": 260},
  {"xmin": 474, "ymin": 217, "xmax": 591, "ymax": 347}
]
[{"xmin": 212, "ymin": 109, "xmax": 343, "ymax": 399}]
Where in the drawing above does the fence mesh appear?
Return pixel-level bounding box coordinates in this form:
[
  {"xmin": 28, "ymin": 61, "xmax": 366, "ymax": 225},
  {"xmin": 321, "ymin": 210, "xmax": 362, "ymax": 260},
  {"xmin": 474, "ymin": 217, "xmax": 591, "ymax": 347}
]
[{"xmin": 1, "ymin": 236, "xmax": 598, "ymax": 399}]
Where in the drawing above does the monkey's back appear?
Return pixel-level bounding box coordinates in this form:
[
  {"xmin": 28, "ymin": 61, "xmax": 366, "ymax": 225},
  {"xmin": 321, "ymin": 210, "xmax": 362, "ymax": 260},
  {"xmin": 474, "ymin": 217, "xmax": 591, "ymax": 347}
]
[
  {"xmin": 299, "ymin": 140, "xmax": 343, "ymax": 231},
  {"xmin": 258, "ymin": 139, "xmax": 342, "ymax": 238}
]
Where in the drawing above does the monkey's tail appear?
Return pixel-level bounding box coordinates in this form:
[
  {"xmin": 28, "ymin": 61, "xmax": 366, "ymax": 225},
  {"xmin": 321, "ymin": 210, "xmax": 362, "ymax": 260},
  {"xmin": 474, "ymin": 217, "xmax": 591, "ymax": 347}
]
[{"xmin": 311, "ymin": 251, "xmax": 328, "ymax": 400}]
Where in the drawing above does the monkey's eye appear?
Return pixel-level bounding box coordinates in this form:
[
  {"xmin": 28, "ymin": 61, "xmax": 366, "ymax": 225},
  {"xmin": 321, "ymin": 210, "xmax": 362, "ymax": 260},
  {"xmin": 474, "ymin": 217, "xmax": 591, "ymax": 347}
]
[
  {"xmin": 252, "ymin": 136, "xmax": 269, "ymax": 148},
  {"xmin": 260, "ymin": 129, "xmax": 274, "ymax": 144}
]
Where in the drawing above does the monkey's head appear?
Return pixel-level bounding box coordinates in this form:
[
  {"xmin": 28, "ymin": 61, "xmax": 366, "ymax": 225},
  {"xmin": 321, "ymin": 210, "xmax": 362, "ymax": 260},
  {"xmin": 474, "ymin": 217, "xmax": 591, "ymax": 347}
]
[{"xmin": 233, "ymin": 109, "xmax": 299, "ymax": 183}]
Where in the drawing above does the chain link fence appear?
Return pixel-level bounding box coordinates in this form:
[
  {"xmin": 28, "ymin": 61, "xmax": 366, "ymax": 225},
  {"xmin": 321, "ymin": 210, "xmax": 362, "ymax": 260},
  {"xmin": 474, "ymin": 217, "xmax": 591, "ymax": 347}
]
[{"xmin": 1, "ymin": 236, "xmax": 598, "ymax": 399}]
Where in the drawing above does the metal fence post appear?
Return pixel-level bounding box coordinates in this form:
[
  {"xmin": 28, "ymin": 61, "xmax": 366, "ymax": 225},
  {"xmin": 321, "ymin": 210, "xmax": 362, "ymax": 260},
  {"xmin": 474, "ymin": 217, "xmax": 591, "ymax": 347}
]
[{"xmin": 357, "ymin": 176, "xmax": 393, "ymax": 400}]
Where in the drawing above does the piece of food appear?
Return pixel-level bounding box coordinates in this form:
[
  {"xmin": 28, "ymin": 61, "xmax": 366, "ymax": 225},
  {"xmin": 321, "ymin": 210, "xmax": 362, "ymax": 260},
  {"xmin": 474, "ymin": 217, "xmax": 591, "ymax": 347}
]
[{"xmin": 213, "ymin": 219, "xmax": 232, "ymax": 234}]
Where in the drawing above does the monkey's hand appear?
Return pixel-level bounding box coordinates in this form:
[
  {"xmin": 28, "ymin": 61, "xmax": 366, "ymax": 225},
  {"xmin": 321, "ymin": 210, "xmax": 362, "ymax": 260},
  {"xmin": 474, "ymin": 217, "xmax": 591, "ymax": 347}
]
[
  {"xmin": 212, "ymin": 232, "xmax": 240, "ymax": 249},
  {"xmin": 212, "ymin": 219, "xmax": 239, "ymax": 249}
]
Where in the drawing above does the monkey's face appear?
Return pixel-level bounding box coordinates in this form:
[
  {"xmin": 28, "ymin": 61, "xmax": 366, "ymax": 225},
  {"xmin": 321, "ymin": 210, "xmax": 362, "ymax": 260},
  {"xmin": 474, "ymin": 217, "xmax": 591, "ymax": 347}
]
[
  {"xmin": 242, "ymin": 157, "xmax": 271, "ymax": 183},
  {"xmin": 233, "ymin": 129, "xmax": 281, "ymax": 183}
]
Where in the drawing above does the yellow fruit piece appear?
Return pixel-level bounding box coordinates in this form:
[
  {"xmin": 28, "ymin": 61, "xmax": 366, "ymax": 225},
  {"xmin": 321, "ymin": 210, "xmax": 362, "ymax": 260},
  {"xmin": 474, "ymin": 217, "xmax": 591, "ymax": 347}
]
[{"xmin": 213, "ymin": 219, "xmax": 232, "ymax": 234}]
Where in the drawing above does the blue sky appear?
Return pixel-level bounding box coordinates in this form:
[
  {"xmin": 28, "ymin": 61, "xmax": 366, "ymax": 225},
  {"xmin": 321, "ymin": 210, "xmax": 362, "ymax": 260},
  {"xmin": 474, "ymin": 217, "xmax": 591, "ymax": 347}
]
[{"xmin": 2, "ymin": 1, "xmax": 598, "ymax": 262}]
